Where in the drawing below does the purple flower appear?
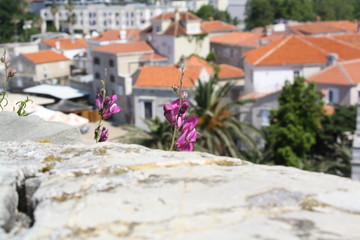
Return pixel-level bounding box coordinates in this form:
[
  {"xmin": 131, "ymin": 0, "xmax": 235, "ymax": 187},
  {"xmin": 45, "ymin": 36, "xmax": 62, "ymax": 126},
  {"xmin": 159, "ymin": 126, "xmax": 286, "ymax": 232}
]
[
  {"xmin": 103, "ymin": 103, "xmax": 122, "ymax": 119},
  {"xmin": 163, "ymin": 98, "xmax": 189, "ymax": 128},
  {"xmin": 99, "ymin": 127, "xmax": 108, "ymax": 142},
  {"xmin": 175, "ymin": 116, "xmax": 201, "ymax": 151},
  {"xmin": 95, "ymin": 94, "xmax": 103, "ymax": 110}
]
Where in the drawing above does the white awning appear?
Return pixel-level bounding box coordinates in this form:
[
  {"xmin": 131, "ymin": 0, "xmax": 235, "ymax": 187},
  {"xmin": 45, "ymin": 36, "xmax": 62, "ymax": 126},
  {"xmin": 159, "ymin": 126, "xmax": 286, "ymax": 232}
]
[{"xmin": 24, "ymin": 84, "xmax": 89, "ymax": 99}]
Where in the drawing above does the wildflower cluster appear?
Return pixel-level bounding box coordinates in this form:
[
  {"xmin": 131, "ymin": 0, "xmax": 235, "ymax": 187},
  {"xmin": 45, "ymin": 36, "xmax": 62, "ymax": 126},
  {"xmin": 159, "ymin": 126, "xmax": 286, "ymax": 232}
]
[
  {"xmin": 0, "ymin": 50, "xmax": 17, "ymax": 111},
  {"xmin": 164, "ymin": 57, "xmax": 201, "ymax": 151},
  {"xmin": 94, "ymin": 80, "xmax": 122, "ymax": 143}
]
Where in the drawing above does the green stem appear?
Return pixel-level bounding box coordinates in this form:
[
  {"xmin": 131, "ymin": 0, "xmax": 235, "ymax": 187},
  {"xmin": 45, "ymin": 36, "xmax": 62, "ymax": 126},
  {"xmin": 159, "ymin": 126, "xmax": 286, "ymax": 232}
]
[{"xmin": 168, "ymin": 65, "xmax": 186, "ymax": 151}]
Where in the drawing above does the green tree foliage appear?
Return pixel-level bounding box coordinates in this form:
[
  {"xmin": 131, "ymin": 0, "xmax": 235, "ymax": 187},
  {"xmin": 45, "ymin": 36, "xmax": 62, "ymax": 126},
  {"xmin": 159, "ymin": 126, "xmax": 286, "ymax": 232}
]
[
  {"xmin": 190, "ymin": 77, "xmax": 262, "ymax": 159},
  {"xmin": 309, "ymin": 105, "xmax": 356, "ymax": 177},
  {"xmin": 245, "ymin": 0, "xmax": 275, "ymax": 30},
  {"xmin": 193, "ymin": 5, "xmax": 232, "ymax": 23},
  {"xmin": 245, "ymin": 0, "xmax": 360, "ymax": 29},
  {"xmin": 0, "ymin": 0, "xmax": 41, "ymax": 43},
  {"xmin": 266, "ymin": 77, "xmax": 325, "ymax": 168}
]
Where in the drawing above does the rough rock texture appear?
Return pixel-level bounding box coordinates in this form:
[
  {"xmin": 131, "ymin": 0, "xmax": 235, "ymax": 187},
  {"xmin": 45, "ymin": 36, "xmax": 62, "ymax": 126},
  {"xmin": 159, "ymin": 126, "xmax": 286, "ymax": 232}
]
[
  {"xmin": 0, "ymin": 112, "xmax": 82, "ymax": 144},
  {"xmin": 1, "ymin": 141, "xmax": 360, "ymax": 240}
]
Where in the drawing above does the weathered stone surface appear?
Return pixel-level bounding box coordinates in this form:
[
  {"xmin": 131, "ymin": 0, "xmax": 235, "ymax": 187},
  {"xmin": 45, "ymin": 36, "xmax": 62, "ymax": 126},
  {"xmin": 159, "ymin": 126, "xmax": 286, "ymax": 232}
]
[
  {"xmin": 1, "ymin": 141, "xmax": 360, "ymax": 240},
  {"xmin": 0, "ymin": 112, "xmax": 82, "ymax": 144}
]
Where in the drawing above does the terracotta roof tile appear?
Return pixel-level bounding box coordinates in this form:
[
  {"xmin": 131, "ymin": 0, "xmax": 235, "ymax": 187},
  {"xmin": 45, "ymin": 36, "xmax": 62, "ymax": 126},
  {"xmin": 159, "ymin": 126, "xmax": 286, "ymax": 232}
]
[
  {"xmin": 201, "ymin": 20, "xmax": 237, "ymax": 33},
  {"xmin": 289, "ymin": 21, "xmax": 357, "ymax": 35},
  {"xmin": 42, "ymin": 38, "xmax": 87, "ymax": 50},
  {"xmin": 218, "ymin": 64, "xmax": 244, "ymax": 79},
  {"xmin": 134, "ymin": 65, "xmax": 202, "ymax": 88},
  {"xmin": 22, "ymin": 50, "xmax": 69, "ymax": 64},
  {"xmin": 91, "ymin": 29, "xmax": 141, "ymax": 42},
  {"xmin": 93, "ymin": 42, "xmax": 153, "ymax": 54},
  {"xmin": 152, "ymin": 11, "xmax": 201, "ymax": 21},
  {"xmin": 239, "ymin": 91, "xmax": 279, "ymax": 100},
  {"xmin": 308, "ymin": 59, "xmax": 360, "ymax": 85},
  {"xmin": 210, "ymin": 31, "xmax": 284, "ymax": 47},
  {"xmin": 140, "ymin": 53, "xmax": 167, "ymax": 61},
  {"xmin": 303, "ymin": 36, "xmax": 360, "ymax": 61},
  {"xmin": 245, "ymin": 35, "xmax": 360, "ymax": 66},
  {"xmin": 163, "ymin": 22, "xmax": 187, "ymax": 36},
  {"xmin": 332, "ymin": 33, "xmax": 360, "ymax": 48},
  {"xmin": 185, "ymin": 55, "xmax": 214, "ymax": 75}
]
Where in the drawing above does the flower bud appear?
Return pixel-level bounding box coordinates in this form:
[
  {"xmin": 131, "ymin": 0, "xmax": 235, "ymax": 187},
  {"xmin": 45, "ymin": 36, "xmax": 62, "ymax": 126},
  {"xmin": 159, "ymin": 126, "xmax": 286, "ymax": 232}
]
[
  {"xmin": 5, "ymin": 62, "xmax": 10, "ymax": 68},
  {"xmin": 179, "ymin": 101, "xmax": 190, "ymax": 115},
  {"xmin": 7, "ymin": 69, "xmax": 16, "ymax": 78},
  {"xmin": 172, "ymin": 85, "xmax": 180, "ymax": 95},
  {"xmin": 180, "ymin": 91, "xmax": 188, "ymax": 99},
  {"xmin": 0, "ymin": 57, "xmax": 5, "ymax": 63}
]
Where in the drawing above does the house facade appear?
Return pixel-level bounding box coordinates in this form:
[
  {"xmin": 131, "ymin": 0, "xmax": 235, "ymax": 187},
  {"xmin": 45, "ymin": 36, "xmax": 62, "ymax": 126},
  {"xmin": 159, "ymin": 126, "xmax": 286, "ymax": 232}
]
[
  {"xmin": 308, "ymin": 59, "xmax": 360, "ymax": 106},
  {"xmin": 141, "ymin": 11, "xmax": 210, "ymax": 64},
  {"xmin": 132, "ymin": 65, "xmax": 210, "ymax": 129},
  {"xmin": 11, "ymin": 50, "xmax": 71, "ymax": 89}
]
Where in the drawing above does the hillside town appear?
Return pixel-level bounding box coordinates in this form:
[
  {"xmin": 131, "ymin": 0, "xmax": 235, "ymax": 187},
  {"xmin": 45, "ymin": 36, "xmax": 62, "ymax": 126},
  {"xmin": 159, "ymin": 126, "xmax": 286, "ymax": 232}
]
[{"xmin": 1, "ymin": 0, "xmax": 360, "ymax": 180}]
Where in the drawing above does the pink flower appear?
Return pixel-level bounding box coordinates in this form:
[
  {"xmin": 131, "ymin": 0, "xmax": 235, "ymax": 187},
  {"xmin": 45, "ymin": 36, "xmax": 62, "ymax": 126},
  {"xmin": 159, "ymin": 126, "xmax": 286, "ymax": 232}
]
[
  {"xmin": 163, "ymin": 98, "xmax": 189, "ymax": 128},
  {"xmin": 99, "ymin": 127, "xmax": 108, "ymax": 142},
  {"xmin": 175, "ymin": 116, "xmax": 201, "ymax": 151},
  {"xmin": 103, "ymin": 103, "xmax": 122, "ymax": 119},
  {"xmin": 95, "ymin": 94, "xmax": 103, "ymax": 110}
]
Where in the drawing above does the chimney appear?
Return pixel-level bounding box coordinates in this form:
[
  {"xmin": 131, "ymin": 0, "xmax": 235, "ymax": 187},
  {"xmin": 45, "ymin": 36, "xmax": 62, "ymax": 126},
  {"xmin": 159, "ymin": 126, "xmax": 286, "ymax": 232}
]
[
  {"xmin": 119, "ymin": 25, "xmax": 127, "ymax": 43},
  {"xmin": 174, "ymin": 9, "xmax": 180, "ymax": 22},
  {"xmin": 316, "ymin": 16, "xmax": 321, "ymax": 21},
  {"xmin": 265, "ymin": 25, "xmax": 272, "ymax": 36},
  {"xmin": 55, "ymin": 41, "xmax": 61, "ymax": 50},
  {"xmin": 326, "ymin": 53, "xmax": 338, "ymax": 66},
  {"xmin": 208, "ymin": 16, "xmax": 214, "ymax": 21}
]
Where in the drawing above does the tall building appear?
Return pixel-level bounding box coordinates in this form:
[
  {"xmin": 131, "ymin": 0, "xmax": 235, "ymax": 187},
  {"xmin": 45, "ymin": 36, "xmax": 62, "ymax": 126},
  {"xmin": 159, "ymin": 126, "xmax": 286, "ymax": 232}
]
[{"xmin": 40, "ymin": 3, "xmax": 184, "ymax": 34}]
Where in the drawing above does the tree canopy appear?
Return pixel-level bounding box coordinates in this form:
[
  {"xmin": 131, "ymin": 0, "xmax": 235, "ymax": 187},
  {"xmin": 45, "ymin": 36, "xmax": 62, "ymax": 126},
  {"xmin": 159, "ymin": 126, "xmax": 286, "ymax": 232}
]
[
  {"xmin": 266, "ymin": 77, "xmax": 325, "ymax": 168},
  {"xmin": 192, "ymin": 5, "xmax": 233, "ymax": 24},
  {"xmin": 245, "ymin": 0, "xmax": 360, "ymax": 29}
]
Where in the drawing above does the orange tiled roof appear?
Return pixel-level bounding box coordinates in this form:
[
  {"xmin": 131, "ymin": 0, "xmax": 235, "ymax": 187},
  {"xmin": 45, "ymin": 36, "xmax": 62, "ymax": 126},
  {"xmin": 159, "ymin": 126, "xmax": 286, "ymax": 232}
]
[
  {"xmin": 308, "ymin": 59, "xmax": 360, "ymax": 85},
  {"xmin": 201, "ymin": 20, "xmax": 237, "ymax": 33},
  {"xmin": 140, "ymin": 53, "xmax": 167, "ymax": 61},
  {"xmin": 210, "ymin": 31, "xmax": 284, "ymax": 47},
  {"xmin": 134, "ymin": 65, "xmax": 202, "ymax": 88},
  {"xmin": 289, "ymin": 21, "xmax": 358, "ymax": 35},
  {"xmin": 91, "ymin": 29, "xmax": 141, "ymax": 42},
  {"xmin": 332, "ymin": 33, "xmax": 360, "ymax": 48},
  {"xmin": 303, "ymin": 36, "xmax": 360, "ymax": 61},
  {"xmin": 42, "ymin": 38, "xmax": 87, "ymax": 50},
  {"xmin": 239, "ymin": 91, "xmax": 279, "ymax": 100},
  {"xmin": 152, "ymin": 11, "xmax": 201, "ymax": 21},
  {"xmin": 245, "ymin": 35, "xmax": 360, "ymax": 66},
  {"xmin": 93, "ymin": 42, "xmax": 153, "ymax": 54},
  {"xmin": 185, "ymin": 55, "xmax": 214, "ymax": 75},
  {"xmin": 22, "ymin": 50, "xmax": 69, "ymax": 64},
  {"xmin": 163, "ymin": 22, "xmax": 187, "ymax": 36},
  {"xmin": 218, "ymin": 64, "xmax": 244, "ymax": 79}
]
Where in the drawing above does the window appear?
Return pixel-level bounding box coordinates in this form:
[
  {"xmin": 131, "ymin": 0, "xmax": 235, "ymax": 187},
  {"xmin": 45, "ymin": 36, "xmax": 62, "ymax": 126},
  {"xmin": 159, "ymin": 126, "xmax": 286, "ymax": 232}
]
[
  {"xmin": 109, "ymin": 59, "xmax": 114, "ymax": 67},
  {"xmin": 294, "ymin": 70, "xmax": 300, "ymax": 78},
  {"xmin": 327, "ymin": 88, "xmax": 339, "ymax": 104},
  {"xmin": 144, "ymin": 101, "xmax": 153, "ymax": 119},
  {"xmin": 110, "ymin": 75, "xmax": 115, "ymax": 83},
  {"xmin": 260, "ymin": 110, "xmax": 270, "ymax": 127},
  {"xmin": 94, "ymin": 57, "xmax": 100, "ymax": 65},
  {"xmin": 115, "ymin": 13, "xmax": 119, "ymax": 17},
  {"xmin": 95, "ymin": 72, "xmax": 100, "ymax": 79}
]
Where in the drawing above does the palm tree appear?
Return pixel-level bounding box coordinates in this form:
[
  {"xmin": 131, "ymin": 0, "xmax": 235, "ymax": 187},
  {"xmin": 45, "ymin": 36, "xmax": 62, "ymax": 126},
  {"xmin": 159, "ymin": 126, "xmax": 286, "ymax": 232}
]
[
  {"xmin": 190, "ymin": 77, "xmax": 263, "ymax": 159},
  {"xmin": 116, "ymin": 117, "xmax": 172, "ymax": 150},
  {"xmin": 50, "ymin": 0, "xmax": 59, "ymax": 31},
  {"xmin": 65, "ymin": 0, "xmax": 76, "ymax": 34}
]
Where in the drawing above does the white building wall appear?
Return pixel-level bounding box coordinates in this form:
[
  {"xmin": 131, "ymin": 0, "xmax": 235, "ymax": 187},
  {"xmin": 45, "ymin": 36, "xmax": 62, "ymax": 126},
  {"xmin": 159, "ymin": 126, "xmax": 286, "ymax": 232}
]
[
  {"xmin": 303, "ymin": 66, "xmax": 322, "ymax": 78},
  {"xmin": 174, "ymin": 35, "xmax": 210, "ymax": 64},
  {"xmin": 253, "ymin": 68, "xmax": 294, "ymax": 92},
  {"xmin": 62, "ymin": 48, "xmax": 85, "ymax": 59}
]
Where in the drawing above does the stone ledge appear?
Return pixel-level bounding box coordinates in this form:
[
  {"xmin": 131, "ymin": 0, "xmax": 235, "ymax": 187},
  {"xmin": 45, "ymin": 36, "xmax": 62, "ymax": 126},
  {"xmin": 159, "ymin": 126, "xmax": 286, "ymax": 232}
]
[{"xmin": 1, "ymin": 141, "xmax": 360, "ymax": 240}]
